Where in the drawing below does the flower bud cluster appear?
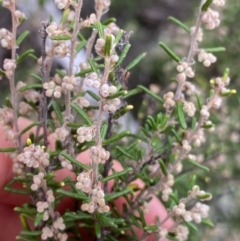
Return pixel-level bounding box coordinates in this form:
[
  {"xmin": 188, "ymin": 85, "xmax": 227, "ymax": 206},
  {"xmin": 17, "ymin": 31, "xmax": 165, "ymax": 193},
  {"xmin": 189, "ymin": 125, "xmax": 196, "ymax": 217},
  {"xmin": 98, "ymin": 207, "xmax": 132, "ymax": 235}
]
[
  {"xmin": 19, "ymin": 101, "xmax": 34, "ymax": 116},
  {"xmin": 59, "ymin": 155, "xmax": 73, "ymax": 171},
  {"xmin": 2, "ymin": 0, "xmax": 13, "ymax": 8},
  {"xmin": 89, "ymin": 145, "xmax": 110, "ymax": 164},
  {"xmin": 175, "ymin": 225, "xmax": 189, "ymax": 241},
  {"xmin": 103, "ymin": 97, "xmax": 121, "ymax": 113},
  {"xmin": 77, "ymin": 125, "xmax": 96, "ymax": 143},
  {"xmin": 182, "ymin": 82, "xmax": 196, "ymax": 96},
  {"xmin": 158, "ymin": 228, "xmax": 168, "ymax": 240},
  {"xmin": 30, "ymin": 172, "xmax": 45, "ymax": 191},
  {"xmin": 160, "ymin": 174, "xmax": 174, "ymax": 201},
  {"xmin": 95, "ymin": 0, "xmax": 111, "ymax": 11},
  {"xmin": 0, "ymin": 28, "xmax": 12, "ymax": 49},
  {"xmin": 202, "ymin": 8, "xmax": 220, "ymax": 30},
  {"xmin": 95, "ymin": 28, "xmax": 115, "ymax": 57},
  {"xmin": 183, "ymin": 101, "xmax": 196, "ymax": 117},
  {"xmin": 74, "ymin": 96, "xmax": 90, "ymax": 108},
  {"xmin": 192, "ymin": 128, "xmax": 206, "ymax": 147},
  {"xmin": 54, "ymin": 42, "xmax": 69, "ymax": 58},
  {"xmin": 200, "ymin": 105, "xmax": 210, "ymax": 119},
  {"xmin": 76, "ymin": 170, "xmax": 110, "ymax": 213},
  {"xmin": 100, "ymin": 84, "xmax": 117, "ymax": 98},
  {"xmin": 198, "ymin": 49, "xmax": 217, "ymax": 67},
  {"xmin": 55, "ymin": 0, "xmax": 69, "ymax": 9},
  {"xmin": 176, "ymin": 62, "xmax": 195, "ymax": 82},
  {"xmin": 41, "ymin": 225, "xmax": 67, "ymax": 241},
  {"xmin": 163, "ymin": 92, "xmax": 175, "ymax": 109},
  {"xmin": 62, "ymin": 75, "xmax": 77, "ymax": 91},
  {"xmin": 82, "ymin": 13, "xmax": 97, "ymax": 27},
  {"xmin": 46, "ymin": 22, "xmax": 69, "ymax": 38},
  {"xmin": 107, "ymin": 22, "xmax": 120, "ymax": 36},
  {"xmin": 17, "ymin": 81, "xmax": 41, "ymax": 103},
  {"xmin": 53, "ymin": 126, "xmax": 69, "ymax": 142},
  {"xmin": 213, "ymin": 0, "xmax": 225, "ymax": 7},
  {"xmin": 43, "ymin": 81, "xmax": 62, "ymax": 98},
  {"xmin": 14, "ymin": 10, "xmax": 26, "ymax": 24},
  {"xmin": 3, "ymin": 58, "xmax": 16, "ymax": 78},
  {"xmin": 85, "ymin": 72, "xmax": 101, "ymax": 88},
  {"xmin": 17, "ymin": 144, "xmax": 50, "ymax": 168},
  {"xmin": 182, "ymin": 140, "xmax": 191, "ymax": 153},
  {"xmin": 189, "ymin": 185, "xmax": 212, "ymax": 201},
  {"xmin": 0, "ymin": 108, "xmax": 16, "ymax": 141},
  {"xmin": 190, "ymin": 26, "xmax": 203, "ymax": 42}
]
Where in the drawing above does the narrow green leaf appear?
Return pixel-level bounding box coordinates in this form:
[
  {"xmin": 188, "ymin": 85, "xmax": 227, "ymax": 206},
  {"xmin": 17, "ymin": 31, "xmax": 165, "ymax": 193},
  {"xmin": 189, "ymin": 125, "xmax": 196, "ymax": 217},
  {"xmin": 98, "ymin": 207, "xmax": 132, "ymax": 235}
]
[
  {"xmin": 201, "ymin": 0, "xmax": 213, "ymax": 11},
  {"xmin": 60, "ymin": 151, "xmax": 89, "ymax": 170},
  {"xmin": 96, "ymin": 21, "xmax": 104, "ymax": 38},
  {"xmin": 107, "ymin": 90, "xmax": 127, "ymax": 99},
  {"xmin": 14, "ymin": 207, "xmax": 37, "ymax": 215},
  {"xmin": 204, "ymin": 47, "xmax": 226, "ymax": 52},
  {"xmin": 75, "ymin": 40, "xmax": 87, "ymax": 53},
  {"xmin": 176, "ymin": 102, "xmax": 187, "ymax": 130},
  {"xmin": 100, "ymin": 123, "xmax": 108, "ymax": 139},
  {"xmin": 159, "ymin": 42, "xmax": 180, "ymax": 62},
  {"xmin": 17, "ymin": 49, "xmax": 35, "ymax": 64},
  {"xmin": 60, "ymin": 8, "xmax": 70, "ymax": 25},
  {"xmin": 19, "ymin": 84, "xmax": 42, "ymax": 92},
  {"xmin": 160, "ymin": 114, "xmax": 170, "ymax": 129},
  {"xmin": 34, "ymin": 212, "xmax": 44, "ymax": 227},
  {"xmin": 191, "ymin": 116, "xmax": 197, "ymax": 130},
  {"xmin": 101, "ymin": 167, "xmax": 133, "ymax": 183},
  {"xmin": 171, "ymin": 129, "xmax": 181, "ymax": 142},
  {"xmin": 113, "ymin": 29, "xmax": 124, "ymax": 45},
  {"xmin": 195, "ymin": 93, "xmax": 203, "ymax": 110},
  {"xmin": 77, "ymin": 32, "xmax": 87, "ymax": 42},
  {"xmin": 114, "ymin": 43, "xmax": 131, "ymax": 69},
  {"xmin": 188, "ymin": 175, "xmax": 196, "ymax": 190},
  {"xmin": 185, "ymin": 221, "xmax": 198, "ymax": 231},
  {"xmin": 116, "ymin": 146, "xmax": 135, "ymax": 159},
  {"xmin": 94, "ymin": 223, "xmax": 101, "ymax": 238},
  {"xmin": 51, "ymin": 35, "xmax": 71, "ymax": 41},
  {"xmin": 104, "ymin": 34, "xmax": 112, "ymax": 56},
  {"xmin": 123, "ymin": 88, "xmax": 142, "ymax": 99},
  {"xmin": 55, "ymin": 69, "xmax": 66, "ymax": 77},
  {"xmin": 137, "ymin": 85, "xmax": 163, "ymax": 103},
  {"xmin": 168, "ymin": 16, "xmax": 190, "ymax": 33},
  {"xmin": 187, "ymin": 159, "xmax": 210, "ymax": 172},
  {"xmin": 75, "ymin": 64, "xmax": 105, "ymax": 77},
  {"xmin": 71, "ymin": 103, "xmax": 92, "ymax": 125},
  {"xmin": 30, "ymin": 73, "xmax": 42, "ymax": 81},
  {"xmin": 20, "ymin": 230, "xmax": 42, "ymax": 236},
  {"xmin": 197, "ymin": 193, "xmax": 212, "ymax": 200},
  {"xmin": 86, "ymin": 90, "xmax": 100, "ymax": 101},
  {"xmin": 20, "ymin": 122, "xmax": 40, "ymax": 135},
  {"xmin": 88, "ymin": 58, "xmax": 98, "ymax": 74},
  {"xmin": 19, "ymin": 214, "xmax": 31, "ymax": 231},
  {"xmin": 16, "ymin": 30, "xmax": 30, "ymax": 46},
  {"xmin": 95, "ymin": 213, "xmax": 117, "ymax": 228},
  {"xmin": 160, "ymin": 125, "xmax": 174, "ymax": 134},
  {"xmin": 102, "ymin": 17, "xmax": 116, "ymax": 25},
  {"xmin": 126, "ymin": 52, "xmax": 146, "ymax": 70},
  {"xmin": 56, "ymin": 189, "xmax": 90, "ymax": 202},
  {"xmin": 102, "ymin": 131, "xmax": 130, "ymax": 146},
  {"xmin": 5, "ymin": 97, "xmax": 12, "ymax": 109},
  {"xmin": 113, "ymin": 105, "xmax": 133, "ymax": 119},
  {"xmin": 144, "ymin": 225, "xmax": 158, "ymax": 231},
  {"xmin": 105, "ymin": 188, "xmax": 133, "ymax": 202},
  {"xmin": 201, "ymin": 218, "xmax": 214, "ymax": 228},
  {"xmin": 63, "ymin": 211, "xmax": 93, "ymax": 221},
  {"xmin": 158, "ymin": 159, "xmax": 168, "ymax": 176},
  {"xmin": 0, "ymin": 68, "xmax": 6, "ymax": 77},
  {"xmin": 0, "ymin": 147, "xmax": 17, "ymax": 152},
  {"xmin": 52, "ymin": 100, "xmax": 63, "ymax": 125}
]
